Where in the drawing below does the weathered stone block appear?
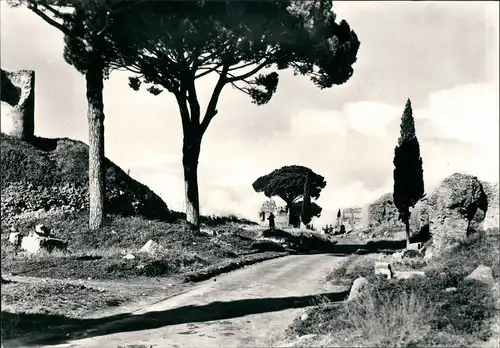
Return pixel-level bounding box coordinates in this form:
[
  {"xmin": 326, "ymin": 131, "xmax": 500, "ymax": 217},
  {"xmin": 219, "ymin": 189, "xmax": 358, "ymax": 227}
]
[
  {"xmin": 1, "ymin": 69, "xmax": 35, "ymax": 141},
  {"xmin": 21, "ymin": 234, "xmax": 68, "ymax": 254}
]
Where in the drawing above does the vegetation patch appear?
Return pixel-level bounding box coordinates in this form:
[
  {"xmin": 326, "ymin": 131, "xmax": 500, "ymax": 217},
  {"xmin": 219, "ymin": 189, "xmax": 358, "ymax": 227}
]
[
  {"xmin": 289, "ymin": 230, "xmax": 500, "ymax": 347},
  {"xmin": 1, "ymin": 279, "xmax": 129, "ymax": 340}
]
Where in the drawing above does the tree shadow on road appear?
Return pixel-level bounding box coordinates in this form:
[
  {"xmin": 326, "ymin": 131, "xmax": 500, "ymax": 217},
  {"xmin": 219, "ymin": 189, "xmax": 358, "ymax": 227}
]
[{"xmin": 8, "ymin": 289, "xmax": 350, "ymax": 347}]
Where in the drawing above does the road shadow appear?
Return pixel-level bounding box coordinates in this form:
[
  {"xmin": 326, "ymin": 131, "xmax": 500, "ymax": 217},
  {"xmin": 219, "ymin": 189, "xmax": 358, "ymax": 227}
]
[{"xmin": 9, "ymin": 289, "xmax": 349, "ymax": 347}]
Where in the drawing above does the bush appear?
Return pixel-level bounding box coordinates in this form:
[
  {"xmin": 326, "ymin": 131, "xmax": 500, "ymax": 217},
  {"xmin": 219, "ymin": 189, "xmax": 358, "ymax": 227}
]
[
  {"xmin": 425, "ymin": 231, "xmax": 500, "ymax": 279},
  {"xmin": 289, "ymin": 273, "xmax": 496, "ymax": 347}
]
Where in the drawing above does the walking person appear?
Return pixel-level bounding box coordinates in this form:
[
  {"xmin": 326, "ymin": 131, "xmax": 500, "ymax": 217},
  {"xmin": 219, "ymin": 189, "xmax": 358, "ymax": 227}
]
[{"xmin": 268, "ymin": 212, "xmax": 276, "ymax": 230}]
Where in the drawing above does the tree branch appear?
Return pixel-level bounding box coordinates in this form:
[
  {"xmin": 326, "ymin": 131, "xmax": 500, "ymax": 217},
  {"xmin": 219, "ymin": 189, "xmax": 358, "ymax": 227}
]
[
  {"xmin": 27, "ymin": 2, "xmax": 71, "ymax": 35},
  {"xmin": 229, "ymin": 81, "xmax": 250, "ymax": 95},
  {"xmin": 200, "ymin": 63, "xmax": 230, "ymax": 134},
  {"xmin": 194, "ymin": 63, "xmax": 224, "ymax": 79},
  {"xmin": 185, "ymin": 73, "xmax": 201, "ymax": 125},
  {"xmin": 227, "ymin": 59, "xmax": 272, "ymax": 83}
]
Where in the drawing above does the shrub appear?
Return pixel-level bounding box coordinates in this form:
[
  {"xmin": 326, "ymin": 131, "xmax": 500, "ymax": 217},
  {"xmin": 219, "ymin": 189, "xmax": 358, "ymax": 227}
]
[{"xmin": 289, "ymin": 274, "xmax": 496, "ymax": 347}]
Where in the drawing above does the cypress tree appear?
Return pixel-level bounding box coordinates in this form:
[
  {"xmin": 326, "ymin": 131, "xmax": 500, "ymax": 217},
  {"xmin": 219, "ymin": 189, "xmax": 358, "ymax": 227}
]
[
  {"xmin": 393, "ymin": 98, "xmax": 425, "ymax": 247},
  {"xmin": 301, "ymin": 172, "xmax": 312, "ymax": 226}
]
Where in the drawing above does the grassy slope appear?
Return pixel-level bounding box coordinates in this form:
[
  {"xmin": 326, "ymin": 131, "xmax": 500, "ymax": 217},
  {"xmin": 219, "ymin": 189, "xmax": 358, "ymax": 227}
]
[{"xmin": 285, "ymin": 229, "xmax": 500, "ymax": 347}]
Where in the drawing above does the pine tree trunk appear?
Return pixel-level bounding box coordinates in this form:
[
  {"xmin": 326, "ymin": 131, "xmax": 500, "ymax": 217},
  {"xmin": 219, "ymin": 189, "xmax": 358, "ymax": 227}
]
[
  {"xmin": 404, "ymin": 216, "xmax": 411, "ymax": 248},
  {"xmin": 183, "ymin": 133, "xmax": 202, "ymax": 230},
  {"xmin": 86, "ymin": 68, "xmax": 106, "ymax": 232}
]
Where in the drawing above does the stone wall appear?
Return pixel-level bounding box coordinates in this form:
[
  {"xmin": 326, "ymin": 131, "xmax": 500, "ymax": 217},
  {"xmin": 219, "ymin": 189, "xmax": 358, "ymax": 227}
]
[{"xmin": 1, "ymin": 69, "xmax": 35, "ymax": 141}]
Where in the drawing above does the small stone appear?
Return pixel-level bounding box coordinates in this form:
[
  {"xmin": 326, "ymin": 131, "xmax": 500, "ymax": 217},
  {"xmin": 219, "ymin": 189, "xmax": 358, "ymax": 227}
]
[
  {"xmin": 348, "ymin": 277, "xmax": 369, "ymax": 301},
  {"xmin": 300, "ymin": 313, "xmax": 309, "ymax": 321},
  {"xmin": 465, "ymin": 264, "xmax": 495, "ymax": 286},
  {"xmin": 406, "ymin": 242, "xmax": 423, "ymax": 251},
  {"xmin": 139, "ymin": 240, "xmax": 163, "ymax": 255},
  {"xmin": 122, "ymin": 253, "xmax": 135, "ymax": 260},
  {"xmin": 445, "ymin": 287, "xmax": 457, "ymax": 292},
  {"xmin": 9, "ymin": 232, "xmax": 22, "ymax": 246}
]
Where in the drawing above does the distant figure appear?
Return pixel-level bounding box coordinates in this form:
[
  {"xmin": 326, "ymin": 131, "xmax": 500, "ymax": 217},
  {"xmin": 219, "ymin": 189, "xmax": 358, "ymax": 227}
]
[
  {"xmin": 260, "ymin": 211, "xmax": 265, "ymax": 221},
  {"xmin": 268, "ymin": 212, "xmax": 276, "ymax": 230}
]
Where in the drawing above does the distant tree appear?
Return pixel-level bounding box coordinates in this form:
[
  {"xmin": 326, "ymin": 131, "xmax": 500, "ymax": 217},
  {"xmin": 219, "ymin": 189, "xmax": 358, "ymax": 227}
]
[
  {"xmin": 337, "ymin": 209, "xmax": 341, "ymax": 219},
  {"xmin": 108, "ymin": 0, "xmax": 359, "ymax": 230},
  {"xmin": 8, "ymin": 0, "xmax": 139, "ymax": 231},
  {"xmin": 393, "ymin": 98, "xmax": 425, "ymax": 247},
  {"xmin": 301, "ymin": 172, "xmax": 312, "ymax": 226},
  {"xmin": 253, "ymin": 165, "xmax": 326, "ymax": 225}
]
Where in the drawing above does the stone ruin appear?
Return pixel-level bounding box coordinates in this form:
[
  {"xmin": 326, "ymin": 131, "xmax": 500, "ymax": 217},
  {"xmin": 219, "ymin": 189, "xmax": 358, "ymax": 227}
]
[
  {"xmin": 9, "ymin": 224, "xmax": 68, "ymax": 254},
  {"xmin": 1, "ymin": 68, "xmax": 35, "ymax": 141},
  {"xmin": 258, "ymin": 199, "xmax": 288, "ymax": 228}
]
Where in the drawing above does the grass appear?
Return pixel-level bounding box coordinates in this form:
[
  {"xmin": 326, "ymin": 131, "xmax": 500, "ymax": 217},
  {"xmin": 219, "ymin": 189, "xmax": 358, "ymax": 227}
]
[
  {"xmin": 1, "ymin": 279, "xmax": 130, "ymax": 340},
  {"xmin": 1, "ymin": 210, "xmax": 266, "ymax": 280},
  {"xmin": 286, "ymin": 229, "xmax": 500, "ymax": 347}
]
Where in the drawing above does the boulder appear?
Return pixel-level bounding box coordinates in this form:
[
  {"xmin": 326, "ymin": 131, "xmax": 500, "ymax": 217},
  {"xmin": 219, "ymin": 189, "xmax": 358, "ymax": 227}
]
[
  {"xmin": 20, "ymin": 234, "xmax": 68, "ymax": 254},
  {"xmin": 122, "ymin": 253, "xmax": 136, "ymax": 260},
  {"xmin": 348, "ymin": 277, "xmax": 369, "ymax": 301},
  {"xmin": 465, "ymin": 264, "xmax": 495, "ymax": 286},
  {"xmin": 139, "ymin": 240, "xmax": 163, "ymax": 255},
  {"xmin": 480, "ymin": 181, "xmax": 499, "ymax": 231},
  {"xmin": 1, "ymin": 69, "xmax": 35, "ymax": 141},
  {"xmin": 427, "ymin": 173, "xmax": 488, "ymax": 250}
]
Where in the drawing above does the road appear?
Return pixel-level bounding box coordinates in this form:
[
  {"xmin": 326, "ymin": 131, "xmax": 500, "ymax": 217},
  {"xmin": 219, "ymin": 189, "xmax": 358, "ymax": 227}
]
[{"xmin": 17, "ymin": 254, "xmax": 349, "ymax": 348}]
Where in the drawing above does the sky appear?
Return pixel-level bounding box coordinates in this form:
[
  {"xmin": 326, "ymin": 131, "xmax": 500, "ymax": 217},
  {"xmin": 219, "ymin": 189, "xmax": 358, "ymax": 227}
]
[{"xmin": 1, "ymin": 1, "xmax": 499, "ymax": 227}]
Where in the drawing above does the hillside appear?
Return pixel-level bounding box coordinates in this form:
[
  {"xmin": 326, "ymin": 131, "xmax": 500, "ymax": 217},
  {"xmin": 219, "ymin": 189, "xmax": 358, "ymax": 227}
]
[{"xmin": 0, "ymin": 134, "xmax": 171, "ymax": 227}]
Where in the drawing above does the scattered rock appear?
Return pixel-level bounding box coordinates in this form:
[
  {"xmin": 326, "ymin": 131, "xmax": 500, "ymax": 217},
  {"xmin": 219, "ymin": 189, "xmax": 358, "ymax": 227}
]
[
  {"xmin": 402, "ymin": 249, "xmax": 422, "ymax": 259},
  {"xmin": 423, "ymin": 250, "xmax": 434, "ymax": 261},
  {"xmin": 374, "ymin": 261, "xmax": 393, "ymax": 279},
  {"xmin": 122, "ymin": 253, "xmax": 136, "ymax": 260},
  {"xmin": 392, "ymin": 251, "xmax": 404, "ymax": 260},
  {"xmin": 406, "ymin": 242, "xmax": 423, "ymax": 251},
  {"xmin": 20, "ymin": 234, "xmax": 68, "ymax": 254},
  {"xmin": 355, "ymin": 248, "xmax": 369, "ymax": 255},
  {"xmin": 348, "ymin": 277, "xmax": 369, "ymax": 301},
  {"xmin": 428, "ymin": 173, "xmax": 488, "ymax": 251},
  {"xmin": 8, "ymin": 232, "xmax": 22, "ymax": 246},
  {"xmin": 465, "ymin": 264, "xmax": 495, "ymax": 286},
  {"xmin": 445, "ymin": 287, "xmax": 457, "ymax": 292},
  {"xmin": 199, "ymin": 228, "xmax": 216, "ymax": 237},
  {"xmin": 139, "ymin": 240, "xmax": 163, "ymax": 255},
  {"xmin": 300, "ymin": 313, "xmax": 309, "ymax": 321},
  {"xmin": 34, "ymin": 224, "xmax": 51, "ymax": 237},
  {"xmin": 393, "ymin": 271, "xmax": 426, "ymax": 279}
]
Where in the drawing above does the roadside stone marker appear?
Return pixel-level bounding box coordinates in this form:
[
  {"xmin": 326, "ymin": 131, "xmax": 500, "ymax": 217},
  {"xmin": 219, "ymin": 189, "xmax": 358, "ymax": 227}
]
[{"xmin": 374, "ymin": 261, "xmax": 393, "ymax": 279}]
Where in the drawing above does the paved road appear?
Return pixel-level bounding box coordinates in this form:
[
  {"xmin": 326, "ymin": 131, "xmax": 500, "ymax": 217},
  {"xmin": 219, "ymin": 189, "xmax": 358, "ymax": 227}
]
[{"xmin": 20, "ymin": 254, "xmax": 349, "ymax": 348}]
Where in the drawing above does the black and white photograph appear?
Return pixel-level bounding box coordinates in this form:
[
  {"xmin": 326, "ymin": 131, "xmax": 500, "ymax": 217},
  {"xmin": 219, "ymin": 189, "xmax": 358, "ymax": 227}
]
[{"xmin": 1, "ymin": 0, "xmax": 499, "ymax": 347}]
